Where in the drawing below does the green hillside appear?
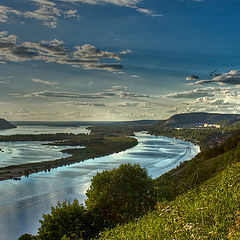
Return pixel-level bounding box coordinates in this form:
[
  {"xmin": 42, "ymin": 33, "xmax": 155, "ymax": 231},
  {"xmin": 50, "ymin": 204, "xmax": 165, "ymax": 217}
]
[
  {"xmin": 98, "ymin": 161, "xmax": 240, "ymax": 239},
  {"xmin": 98, "ymin": 150, "xmax": 240, "ymax": 239},
  {"xmin": 97, "ymin": 132, "xmax": 240, "ymax": 239}
]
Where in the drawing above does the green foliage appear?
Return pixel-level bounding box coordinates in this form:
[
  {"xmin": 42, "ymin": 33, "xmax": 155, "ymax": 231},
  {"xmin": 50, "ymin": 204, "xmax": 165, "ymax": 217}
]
[
  {"xmin": 153, "ymin": 132, "xmax": 240, "ymax": 202},
  {"xmin": 18, "ymin": 234, "xmax": 37, "ymax": 240},
  {"xmin": 85, "ymin": 164, "xmax": 156, "ymax": 226},
  {"xmin": 37, "ymin": 200, "xmax": 97, "ymax": 240},
  {"xmin": 148, "ymin": 127, "xmax": 227, "ymax": 150},
  {"xmin": 0, "ymin": 135, "xmax": 137, "ymax": 181},
  {"xmin": 98, "ymin": 162, "xmax": 240, "ymax": 239},
  {"xmin": 20, "ymin": 130, "xmax": 240, "ymax": 240},
  {"xmin": 28, "ymin": 164, "xmax": 155, "ymax": 240}
]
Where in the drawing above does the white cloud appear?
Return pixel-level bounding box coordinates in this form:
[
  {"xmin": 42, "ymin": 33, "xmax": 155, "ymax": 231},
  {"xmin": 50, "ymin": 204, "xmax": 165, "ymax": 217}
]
[
  {"xmin": 52, "ymin": 0, "xmax": 162, "ymax": 18},
  {"xmin": 0, "ymin": 1, "xmax": 79, "ymax": 28},
  {"xmin": 194, "ymin": 70, "xmax": 240, "ymax": 85},
  {"xmin": 57, "ymin": 0, "xmax": 142, "ymax": 7},
  {"xmin": 32, "ymin": 78, "xmax": 58, "ymax": 86},
  {"xmin": 130, "ymin": 74, "xmax": 140, "ymax": 78},
  {"xmin": 73, "ymin": 44, "xmax": 120, "ymax": 60},
  {"xmin": 194, "ymin": 97, "xmax": 232, "ymax": 106},
  {"xmin": 137, "ymin": 8, "xmax": 163, "ymax": 17},
  {"xmin": 0, "ymin": 32, "xmax": 128, "ymax": 72},
  {"xmin": 117, "ymin": 101, "xmax": 154, "ymax": 109},
  {"xmin": 0, "ymin": 0, "xmax": 161, "ymax": 28},
  {"xmin": 55, "ymin": 101, "xmax": 105, "ymax": 106},
  {"xmin": 0, "ymin": 5, "xmax": 21, "ymax": 23},
  {"xmin": 166, "ymin": 87, "xmax": 217, "ymax": 99},
  {"xmin": 15, "ymin": 86, "xmax": 150, "ymax": 99},
  {"xmin": 0, "ymin": 80, "xmax": 9, "ymax": 84},
  {"xmin": 120, "ymin": 49, "xmax": 132, "ymax": 55}
]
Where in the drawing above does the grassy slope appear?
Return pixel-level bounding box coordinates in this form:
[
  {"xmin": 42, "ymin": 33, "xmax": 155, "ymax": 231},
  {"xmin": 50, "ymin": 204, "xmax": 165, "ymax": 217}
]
[
  {"xmin": 98, "ymin": 161, "xmax": 240, "ymax": 239},
  {"xmin": 98, "ymin": 134, "xmax": 240, "ymax": 240}
]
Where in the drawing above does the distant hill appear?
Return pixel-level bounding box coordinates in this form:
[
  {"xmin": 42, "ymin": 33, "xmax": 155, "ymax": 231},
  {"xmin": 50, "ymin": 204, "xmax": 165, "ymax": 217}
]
[
  {"xmin": 157, "ymin": 112, "xmax": 240, "ymax": 128},
  {"xmin": 0, "ymin": 118, "xmax": 16, "ymax": 130}
]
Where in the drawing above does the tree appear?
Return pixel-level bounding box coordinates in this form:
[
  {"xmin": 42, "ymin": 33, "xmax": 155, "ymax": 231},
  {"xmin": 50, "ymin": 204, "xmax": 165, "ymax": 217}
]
[
  {"xmin": 18, "ymin": 234, "xmax": 37, "ymax": 240},
  {"xmin": 21, "ymin": 164, "xmax": 155, "ymax": 240},
  {"xmin": 85, "ymin": 163, "xmax": 156, "ymax": 226},
  {"xmin": 37, "ymin": 200, "xmax": 97, "ymax": 240}
]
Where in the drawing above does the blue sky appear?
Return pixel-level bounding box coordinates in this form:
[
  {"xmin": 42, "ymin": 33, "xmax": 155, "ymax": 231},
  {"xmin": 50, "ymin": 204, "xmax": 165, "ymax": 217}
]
[{"xmin": 0, "ymin": 0, "xmax": 240, "ymax": 120}]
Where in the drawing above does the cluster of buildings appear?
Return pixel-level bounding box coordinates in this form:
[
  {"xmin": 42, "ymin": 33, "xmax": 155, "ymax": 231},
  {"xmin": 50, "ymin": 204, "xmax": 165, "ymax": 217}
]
[
  {"xmin": 175, "ymin": 123, "xmax": 221, "ymax": 130},
  {"xmin": 203, "ymin": 124, "xmax": 221, "ymax": 129}
]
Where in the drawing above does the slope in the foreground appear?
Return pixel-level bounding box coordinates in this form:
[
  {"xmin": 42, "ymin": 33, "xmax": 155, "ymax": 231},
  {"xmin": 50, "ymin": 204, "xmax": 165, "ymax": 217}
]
[{"xmin": 98, "ymin": 155, "xmax": 240, "ymax": 239}]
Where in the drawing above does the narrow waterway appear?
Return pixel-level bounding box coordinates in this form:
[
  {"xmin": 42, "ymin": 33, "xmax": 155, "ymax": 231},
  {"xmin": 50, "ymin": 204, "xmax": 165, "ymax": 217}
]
[{"xmin": 0, "ymin": 131, "xmax": 199, "ymax": 240}]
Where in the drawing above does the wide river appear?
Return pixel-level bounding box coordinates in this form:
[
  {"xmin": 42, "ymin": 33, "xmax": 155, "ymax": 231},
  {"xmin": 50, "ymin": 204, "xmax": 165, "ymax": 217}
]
[{"xmin": 0, "ymin": 126, "xmax": 199, "ymax": 240}]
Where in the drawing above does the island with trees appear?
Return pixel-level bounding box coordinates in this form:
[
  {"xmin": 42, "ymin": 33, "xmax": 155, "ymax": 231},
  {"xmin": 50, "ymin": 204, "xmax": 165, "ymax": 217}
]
[{"xmin": 0, "ymin": 134, "xmax": 138, "ymax": 181}]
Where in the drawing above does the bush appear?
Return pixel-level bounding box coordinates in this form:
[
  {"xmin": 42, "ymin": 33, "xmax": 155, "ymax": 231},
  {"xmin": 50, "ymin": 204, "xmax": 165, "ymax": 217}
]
[
  {"xmin": 18, "ymin": 234, "xmax": 37, "ymax": 240},
  {"xmin": 85, "ymin": 163, "xmax": 156, "ymax": 226},
  {"xmin": 37, "ymin": 200, "xmax": 97, "ymax": 240},
  {"xmin": 21, "ymin": 164, "xmax": 156, "ymax": 240}
]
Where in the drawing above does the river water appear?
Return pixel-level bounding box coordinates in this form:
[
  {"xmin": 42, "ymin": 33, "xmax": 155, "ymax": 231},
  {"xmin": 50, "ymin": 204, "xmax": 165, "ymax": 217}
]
[{"xmin": 0, "ymin": 128, "xmax": 199, "ymax": 240}]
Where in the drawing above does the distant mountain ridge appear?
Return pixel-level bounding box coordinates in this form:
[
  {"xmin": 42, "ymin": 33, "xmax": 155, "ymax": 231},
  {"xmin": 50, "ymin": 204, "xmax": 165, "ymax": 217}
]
[
  {"xmin": 157, "ymin": 112, "xmax": 240, "ymax": 128},
  {"xmin": 0, "ymin": 118, "xmax": 16, "ymax": 130}
]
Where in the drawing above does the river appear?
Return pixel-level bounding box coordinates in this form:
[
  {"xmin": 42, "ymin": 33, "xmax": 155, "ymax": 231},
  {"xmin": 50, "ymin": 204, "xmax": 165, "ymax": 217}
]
[{"xmin": 0, "ymin": 128, "xmax": 199, "ymax": 240}]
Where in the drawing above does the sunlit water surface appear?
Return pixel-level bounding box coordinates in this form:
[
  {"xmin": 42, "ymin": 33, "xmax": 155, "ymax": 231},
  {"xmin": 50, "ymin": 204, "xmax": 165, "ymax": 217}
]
[
  {"xmin": 0, "ymin": 130, "xmax": 199, "ymax": 240},
  {"xmin": 0, "ymin": 142, "xmax": 85, "ymax": 168},
  {"xmin": 0, "ymin": 125, "xmax": 90, "ymax": 135}
]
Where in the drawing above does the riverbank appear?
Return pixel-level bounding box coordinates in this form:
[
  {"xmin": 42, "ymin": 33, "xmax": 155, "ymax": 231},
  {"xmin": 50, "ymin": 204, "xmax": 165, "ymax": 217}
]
[
  {"xmin": 0, "ymin": 135, "xmax": 138, "ymax": 181},
  {"xmin": 147, "ymin": 127, "xmax": 229, "ymax": 150}
]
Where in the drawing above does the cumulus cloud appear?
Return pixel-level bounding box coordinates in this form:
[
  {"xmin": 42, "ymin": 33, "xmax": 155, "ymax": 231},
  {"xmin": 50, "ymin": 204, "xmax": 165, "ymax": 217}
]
[
  {"xmin": 194, "ymin": 97, "xmax": 233, "ymax": 106},
  {"xmin": 0, "ymin": 32, "xmax": 127, "ymax": 72},
  {"xmin": 186, "ymin": 75, "xmax": 200, "ymax": 81},
  {"xmin": 0, "ymin": 5, "xmax": 21, "ymax": 23},
  {"xmin": 58, "ymin": 0, "xmax": 162, "ymax": 17},
  {"xmin": 166, "ymin": 87, "xmax": 218, "ymax": 99},
  {"xmin": 187, "ymin": 96, "xmax": 240, "ymax": 114},
  {"xmin": 194, "ymin": 70, "xmax": 240, "ymax": 85},
  {"xmin": 0, "ymin": 0, "xmax": 161, "ymax": 28},
  {"xmin": 73, "ymin": 44, "xmax": 120, "ymax": 60},
  {"xmin": 32, "ymin": 78, "xmax": 58, "ymax": 86},
  {"xmin": 0, "ymin": 1, "xmax": 79, "ymax": 28}
]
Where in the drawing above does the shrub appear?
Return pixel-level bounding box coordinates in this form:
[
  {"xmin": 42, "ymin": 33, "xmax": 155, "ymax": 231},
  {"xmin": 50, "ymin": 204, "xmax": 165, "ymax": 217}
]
[
  {"xmin": 37, "ymin": 200, "xmax": 96, "ymax": 240},
  {"xmin": 85, "ymin": 163, "xmax": 156, "ymax": 226}
]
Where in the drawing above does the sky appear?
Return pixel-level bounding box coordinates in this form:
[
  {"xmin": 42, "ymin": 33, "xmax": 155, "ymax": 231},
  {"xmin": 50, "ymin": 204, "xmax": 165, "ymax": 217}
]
[{"xmin": 0, "ymin": 0, "xmax": 240, "ymax": 121}]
